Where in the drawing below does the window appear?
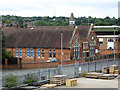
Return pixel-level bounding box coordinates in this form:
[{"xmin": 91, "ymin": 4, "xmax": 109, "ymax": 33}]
[
  {"xmin": 73, "ymin": 37, "xmax": 80, "ymax": 59},
  {"xmin": 90, "ymin": 40, "xmax": 96, "ymax": 46},
  {"xmin": 38, "ymin": 49, "xmax": 40, "ymax": 58},
  {"xmin": 83, "ymin": 42, "xmax": 88, "ymax": 49},
  {"xmin": 108, "ymin": 38, "xmax": 114, "ymax": 42},
  {"xmin": 119, "ymin": 38, "xmax": 120, "ymax": 42},
  {"xmin": 82, "ymin": 52, "xmax": 86, "ymax": 57},
  {"xmin": 53, "ymin": 50, "xmax": 56, "ymax": 58},
  {"xmin": 27, "ymin": 49, "xmax": 29, "ymax": 57},
  {"xmin": 16, "ymin": 49, "xmax": 18, "ymax": 57},
  {"xmin": 49, "ymin": 50, "xmax": 52, "ymax": 58},
  {"xmin": 41, "ymin": 49, "xmax": 44, "ymax": 58},
  {"xmin": 30, "ymin": 49, "xmax": 33, "ymax": 58},
  {"xmin": 99, "ymin": 38, "xmax": 103, "ymax": 45},
  {"xmin": 90, "ymin": 47, "xmax": 95, "ymax": 56},
  {"xmin": 20, "ymin": 49, "xmax": 22, "ymax": 57}
]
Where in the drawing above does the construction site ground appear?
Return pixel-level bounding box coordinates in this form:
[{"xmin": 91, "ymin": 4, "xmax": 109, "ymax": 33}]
[{"xmin": 54, "ymin": 77, "xmax": 118, "ymax": 88}]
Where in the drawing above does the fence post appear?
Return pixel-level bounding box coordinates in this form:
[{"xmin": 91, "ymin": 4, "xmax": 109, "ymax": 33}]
[
  {"xmin": 39, "ymin": 70, "xmax": 41, "ymax": 81},
  {"xmin": 95, "ymin": 57, "xmax": 96, "ymax": 72},
  {"xmin": 48, "ymin": 69, "xmax": 50, "ymax": 80},
  {"xmin": 58, "ymin": 65, "xmax": 61, "ymax": 75},
  {"xmin": 88, "ymin": 59, "xmax": 89, "ymax": 72}
]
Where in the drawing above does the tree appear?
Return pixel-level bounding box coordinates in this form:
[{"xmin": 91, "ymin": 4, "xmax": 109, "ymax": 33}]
[
  {"xmin": 18, "ymin": 18, "xmax": 23, "ymax": 28},
  {"xmin": 2, "ymin": 32, "xmax": 17, "ymax": 65}
]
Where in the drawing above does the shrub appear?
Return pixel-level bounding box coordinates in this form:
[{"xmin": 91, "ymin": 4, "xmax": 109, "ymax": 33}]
[
  {"xmin": 23, "ymin": 73, "xmax": 38, "ymax": 85},
  {"xmin": 4, "ymin": 74, "xmax": 19, "ymax": 88}
]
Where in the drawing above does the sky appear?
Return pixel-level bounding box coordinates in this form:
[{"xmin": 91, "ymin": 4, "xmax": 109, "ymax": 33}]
[{"xmin": 0, "ymin": 0, "xmax": 119, "ymax": 18}]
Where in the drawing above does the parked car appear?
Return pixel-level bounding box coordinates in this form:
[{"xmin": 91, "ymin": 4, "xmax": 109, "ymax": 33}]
[{"xmin": 46, "ymin": 59, "xmax": 58, "ymax": 62}]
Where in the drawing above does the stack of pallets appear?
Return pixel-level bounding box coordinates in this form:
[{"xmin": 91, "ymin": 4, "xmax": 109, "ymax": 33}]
[
  {"xmin": 102, "ymin": 66, "xmax": 109, "ymax": 74},
  {"xmin": 100, "ymin": 74, "xmax": 116, "ymax": 79},
  {"xmin": 86, "ymin": 72, "xmax": 103, "ymax": 79},
  {"xmin": 66, "ymin": 79, "xmax": 77, "ymax": 87},
  {"xmin": 109, "ymin": 65, "xmax": 118, "ymax": 74},
  {"xmin": 50, "ymin": 75, "xmax": 68, "ymax": 86}
]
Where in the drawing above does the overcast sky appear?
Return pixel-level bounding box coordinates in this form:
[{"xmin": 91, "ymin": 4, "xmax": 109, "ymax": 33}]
[{"xmin": 0, "ymin": 0, "xmax": 119, "ymax": 18}]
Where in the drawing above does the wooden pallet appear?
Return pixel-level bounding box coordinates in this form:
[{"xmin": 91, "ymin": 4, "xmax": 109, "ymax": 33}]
[
  {"xmin": 66, "ymin": 79, "xmax": 77, "ymax": 87},
  {"xmin": 41, "ymin": 84, "xmax": 57, "ymax": 88},
  {"xmin": 50, "ymin": 75, "xmax": 68, "ymax": 86},
  {"xmin": 109, "ymin": 65, "xmax": 118, "ymax": 72},
  {"xmin": 86, "ymin": 72, "xmax": 103, "ymax": 79},
  {"xmin": 100, "ymin": 74, "xmax": 115, "ymax": 80},
  {"xmin": 102, "ymin": 66, "xmax": 109, "ymax": 74}
]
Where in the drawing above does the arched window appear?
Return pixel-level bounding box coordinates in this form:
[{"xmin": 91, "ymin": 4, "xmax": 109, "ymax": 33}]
[
  {"xmin": 41, "ymin": 49, "xmax": 44, "ymax": 58},
  {"xmin": 73, "ymin": 37, "xmax": 80, "ymax": 59}
]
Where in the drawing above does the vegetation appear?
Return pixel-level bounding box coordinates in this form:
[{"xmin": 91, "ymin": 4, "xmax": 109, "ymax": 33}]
[
  {"xmin": 4, "ymin": 74, "xmax": 19, "ymax": 88},
  {"xmin": 2, "ymin": 32, "xmax": 17, "ymax": 64},
  {"xmin": 1, "ymin": 15, "xmax": 118, "ymax": 27},
  {"xmin": 23, "ymin": 74, "xmax": 39, "ymax": 85}
]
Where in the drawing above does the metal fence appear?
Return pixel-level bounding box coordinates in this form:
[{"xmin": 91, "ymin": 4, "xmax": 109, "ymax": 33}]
[{"xmin": 2, "ymin": 54, "xmax": 119, "ymax": 87}]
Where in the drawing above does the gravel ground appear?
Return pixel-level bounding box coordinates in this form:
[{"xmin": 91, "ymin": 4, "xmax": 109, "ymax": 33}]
[{"xmin": 55, "ymin": 77, "xmax": 118, "ymax": 88}]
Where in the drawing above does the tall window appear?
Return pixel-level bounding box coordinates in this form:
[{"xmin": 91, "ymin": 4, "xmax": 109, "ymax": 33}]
[
  {"xmin": 90, "ymin": 47, "xmax": 95, "ymax": 56},
  {"xmin": 31, "ymin": 49, "xmax": 33, "ymax": 58},
  {"xmin": 20, "ymin": 49, "xmax": 22, "ymax": 57},
  {"xmin": 82, "ymin": 52, "xmax": 86, "ymax": 57},
  {"xmin": 49, "ymin": 50, "xmax": 52, "ymax": 58},
  {"xmin": 38, "ymin": 49, "xmax": 40, "ymax": 58},
  {"xmin": 108, "ymin": 38, "xmax": 114, "ymax": 42},
  {"xmin": 83, "ymin": 42, "xmax": 88, "ymax": 49},
  {"xmin": 53, "ymin": 50, "xmax": 56, "ymax": 58},
  {"xmin": 16, "ymin": 49, "xmax": 18, "ymax": 57},
  {"xmin": 41, "ymin": 49, "xmax": 44, "ymax": 58},
  {"xmin": 27, "ymin": 49, "xmax": 29, "ymax": 57},
  {"xmin": 73, "ymin": 37, "xmax": 80, "ymax": 59}
]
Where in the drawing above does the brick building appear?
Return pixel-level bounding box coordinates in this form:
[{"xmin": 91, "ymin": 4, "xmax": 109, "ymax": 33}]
[
  {"xmin": 3, "ymin": 24, "xmax": 99, "ymax": 64},
  {"xmin": 94, "ymin": 26, "xmax": 119, "ymax": 55}
]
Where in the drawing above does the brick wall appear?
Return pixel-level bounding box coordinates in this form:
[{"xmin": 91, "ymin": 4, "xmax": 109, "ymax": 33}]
[
  {"xmin": 6, "ymin": 48, "xmax": 71, "ymax": 63},
  {"xmin": 22, "ymin": 60, "xmax": 85, "ymax": 69},
  {"xmin": 2, "ymin": 59, "xmax": 20, "ymax": 69},
  {"xmin": 98, "ymin": 37, "xmax": 119, "ymax": 55}
]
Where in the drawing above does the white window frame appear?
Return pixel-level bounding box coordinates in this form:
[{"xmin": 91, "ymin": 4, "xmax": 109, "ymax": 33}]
[
  {"xmin": 27, "ymin": 49, "xmax": 29, "ymax": 57},
  {"xmin": 49, "ymin": 49, "xmax": 52, "ymax": 58},
  {"xmin": 38, "ymin": 49, "xmax": 40, "ymax": 58},
  {"xmin": 30, "ymin": 49, "xmax": 33, "ymax": 58},
  {"xmin": 83, "ymin": 42, "xmax": 88, "ymax": 49},
  {"xmin": 41, "ymin": 49, "xmax": 44, "ymax": 58},
  {"xmin": 20, "ymin": 49, "xmax": 22, "ymax": 57},
  {"xmin": 53, "ymin": 50, "xmax": 56, "ymax": 58},
  {"xmin": 16, "ymin": 48, "xmax": 18, "ymax": 57}
]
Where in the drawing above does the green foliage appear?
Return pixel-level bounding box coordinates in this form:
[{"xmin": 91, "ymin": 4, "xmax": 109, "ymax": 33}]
[
  {"xmin": 24, "ymin": 24, "xmax": 28, "ymax": 28},
  {"xmin": 4, "ymin": 74, "xmax": 19, "ymax": 88},
  {"xmin": 2, "ymin": 15, "xmax": 118, "ymax": 27},
  {"xmin": 23, "ymin": 74, "xmax": 38, "ymax": 85},
  {"xmin": 2, "ymin": 32, "xmax": 17, "ymax": 64}
]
